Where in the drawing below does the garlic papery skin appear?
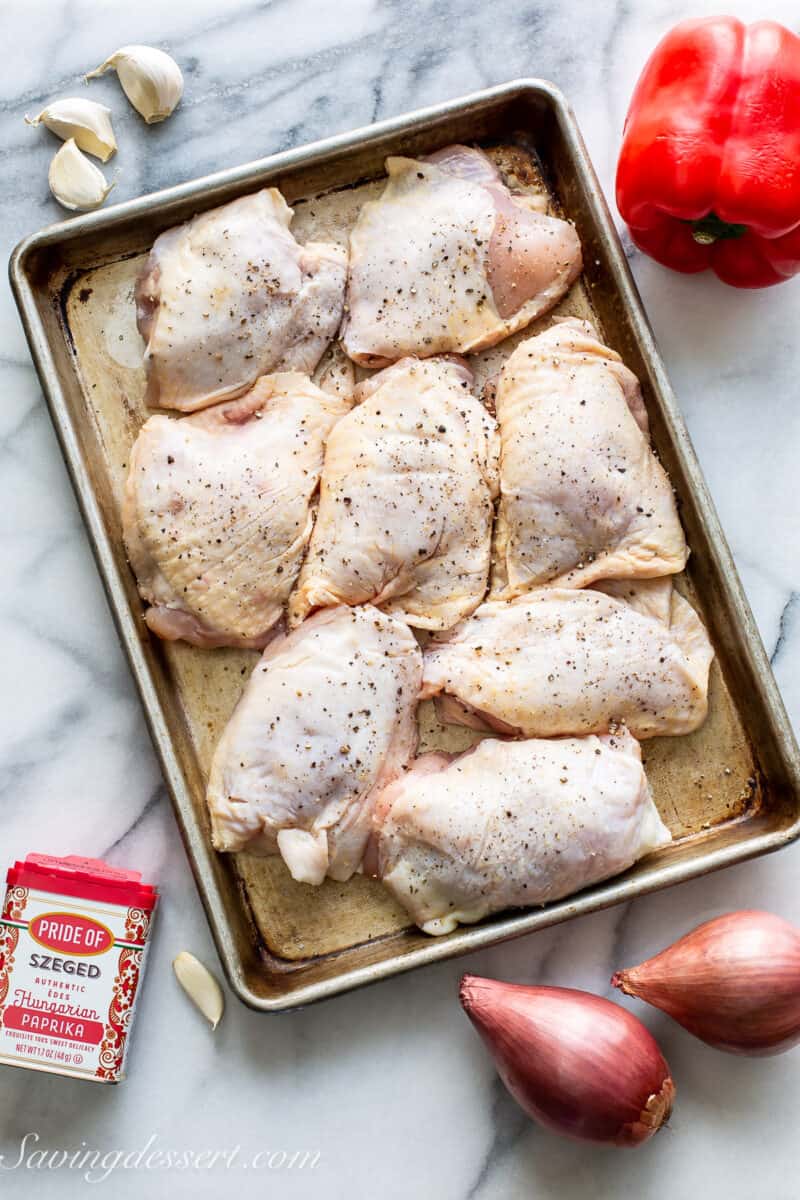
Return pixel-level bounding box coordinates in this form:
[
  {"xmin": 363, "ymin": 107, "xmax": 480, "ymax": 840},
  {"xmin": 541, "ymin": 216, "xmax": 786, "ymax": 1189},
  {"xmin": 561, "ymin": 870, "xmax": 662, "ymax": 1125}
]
[
  {"xmin": 173, "ymin": 951, "xmax": 224, "ymax": 1030},
  {"xmin": 48, "ymin": 139, "xmax": 114, "ymax": 212},
  {"xmin": 25, "ymin": 98, "xmax": 117, "ymax": 161},
  {"xmin": 460, "ymin": 976, "xmax": 675, "ymax": 1147},
  {"xmin": 86, "ymin": 45, "xmax": 183, "ymax": 124},
  {"xmin": 613, "ymin": 910, "xmax": 800, "ymax": 1056}
]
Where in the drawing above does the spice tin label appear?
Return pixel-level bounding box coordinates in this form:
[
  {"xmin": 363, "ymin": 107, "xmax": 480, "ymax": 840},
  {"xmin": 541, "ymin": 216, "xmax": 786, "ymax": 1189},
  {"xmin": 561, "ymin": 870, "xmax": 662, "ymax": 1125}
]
[{"xmin": 0, "ymin": 856, "xmax": 157, "ymax": 1083}]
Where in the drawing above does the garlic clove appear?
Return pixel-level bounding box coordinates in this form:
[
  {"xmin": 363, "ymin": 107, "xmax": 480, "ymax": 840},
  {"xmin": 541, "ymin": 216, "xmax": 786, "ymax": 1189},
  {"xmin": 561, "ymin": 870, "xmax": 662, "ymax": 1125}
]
[
  {"xmin": 86, "ymin": 45, "xmax": 183, "ymax": 124},
  {"xmin": 613, "ymin": 909, "xmax": 800, "ymax": 1056},
  {"xmin": 460, "ymin": 976, "xmax": 675, "ymax": 1147},
  {"xmin": 173, "ymin": 951, "xmax": 225, "ymax": 1030},
  {"xmin": 25, "ymin": 98, "xmax": 117, "ymax": 162},
  {"xmin": 48, "ymin": 139, "xmax": 115, "ymax": 212}
]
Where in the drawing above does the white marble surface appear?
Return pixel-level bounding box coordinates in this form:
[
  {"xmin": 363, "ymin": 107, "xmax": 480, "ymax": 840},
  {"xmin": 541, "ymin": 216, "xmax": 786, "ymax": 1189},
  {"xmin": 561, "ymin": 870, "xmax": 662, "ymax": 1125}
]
[{"xmin": 2, "ymin": 1, "xmax": 800, "ymax": 1195}]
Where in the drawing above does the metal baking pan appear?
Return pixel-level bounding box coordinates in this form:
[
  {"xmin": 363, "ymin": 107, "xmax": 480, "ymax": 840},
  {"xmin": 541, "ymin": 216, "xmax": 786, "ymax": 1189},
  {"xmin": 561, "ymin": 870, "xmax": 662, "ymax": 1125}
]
[{"xmin": 11, "ymin": 80, "xmax": 800, "ymax": 1011}]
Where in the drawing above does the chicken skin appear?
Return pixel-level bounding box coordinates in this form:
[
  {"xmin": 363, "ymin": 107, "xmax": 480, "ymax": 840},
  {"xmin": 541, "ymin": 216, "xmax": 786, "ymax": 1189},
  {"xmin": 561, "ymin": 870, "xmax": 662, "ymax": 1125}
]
[
  {"xmin": 288, "ymin": 356, "xmax": 500, "ymax": 631},
  {"xmin": 207, "ymin": 605, "xmax": 422, "ymax": 884},
  {"xmin": 491, "ymin": 318, "xmax": 688, "ymax": 597},
  {"xmin": 421, "ymin": 581, "xmax": 714, "ymax": 739},
  {"xmin": 342, "ymin": 146, "xmax": 582, "ymax": 366},
  {"xmin": 136, "ymin": 189, "xmax": 347, "ymax": 412},
  {"xmin": 369, "ymin": 729, "xmax": 670, "ymax": 935},
  {"xmin": 123, "ymin": 373, "xmax": 350, "ymax": 648}
]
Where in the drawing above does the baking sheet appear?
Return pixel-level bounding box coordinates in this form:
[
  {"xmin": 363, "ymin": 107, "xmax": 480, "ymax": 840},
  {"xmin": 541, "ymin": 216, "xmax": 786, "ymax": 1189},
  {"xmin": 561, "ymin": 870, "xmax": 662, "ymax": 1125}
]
[{"xmin": 12, "ymin": 81, "xmax": 800, "ymax": 1008}]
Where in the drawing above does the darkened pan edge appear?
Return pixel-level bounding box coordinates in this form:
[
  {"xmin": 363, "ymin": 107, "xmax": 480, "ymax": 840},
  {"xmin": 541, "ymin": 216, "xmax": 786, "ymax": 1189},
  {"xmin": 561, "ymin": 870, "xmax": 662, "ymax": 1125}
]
[{"xmin": 9, "ymin": 79, "xmax": 800, "ymax": 1011}]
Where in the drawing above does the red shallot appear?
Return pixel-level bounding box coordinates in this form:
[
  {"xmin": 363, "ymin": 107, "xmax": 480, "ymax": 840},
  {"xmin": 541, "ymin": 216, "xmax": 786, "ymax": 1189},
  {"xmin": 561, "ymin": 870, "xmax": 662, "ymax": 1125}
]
[
  {"xmin": 459, "ymin": 976, "xmax": 675, "ymax": 1147},
  {"xmin": 612, "ymin": 909, "xmax": 800, "ymax": 1056}
]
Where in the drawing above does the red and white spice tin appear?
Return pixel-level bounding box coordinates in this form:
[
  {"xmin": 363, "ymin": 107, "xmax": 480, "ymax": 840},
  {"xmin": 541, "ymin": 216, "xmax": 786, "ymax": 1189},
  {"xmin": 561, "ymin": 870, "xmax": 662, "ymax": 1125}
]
[{"xmin": 0, "ymin": 854, "xmax": 157, "ymax": 1083}]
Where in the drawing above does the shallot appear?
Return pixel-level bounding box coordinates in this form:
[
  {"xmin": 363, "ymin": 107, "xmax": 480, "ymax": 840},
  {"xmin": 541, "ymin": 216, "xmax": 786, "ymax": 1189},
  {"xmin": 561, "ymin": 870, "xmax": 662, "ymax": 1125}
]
[
  {"xmin": 613, "ymin": 910, "xmax": 800, "ymax": 1056},
  {"xmin": 460, "ymin": 976, "xmax": 675, "ymax": 1147}
]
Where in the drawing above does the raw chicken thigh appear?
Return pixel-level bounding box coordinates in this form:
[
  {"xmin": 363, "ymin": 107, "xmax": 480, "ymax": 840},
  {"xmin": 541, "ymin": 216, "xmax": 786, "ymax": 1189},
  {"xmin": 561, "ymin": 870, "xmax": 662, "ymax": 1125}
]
[
  {"xmin": 342, "ymin": 146, "xmax": 582, "ymax": 366},
  {"xmin": 369, "ymin": 730, "xmax": 670, "ymax": 934},
  {"xmin": 288, "ymin": 356, "xmax": 500, "ymax": 631},
  {"xmin": 421, "ymin": 581, "xmax": 714, "ymax": 739},
  {"xmin": 491, "ymin": 318, "xmax": 688, "ymax": 597},
  {"xmin": 207, "ymin": 606, "xmax": 422, "ymax": 884},
  {"xmin": 136, "ymin": 189, "xmax": 347, "ymax": 412},
  {"xmin": 123, "ymin": 373, "xmax": 350, "ymax": 648}
]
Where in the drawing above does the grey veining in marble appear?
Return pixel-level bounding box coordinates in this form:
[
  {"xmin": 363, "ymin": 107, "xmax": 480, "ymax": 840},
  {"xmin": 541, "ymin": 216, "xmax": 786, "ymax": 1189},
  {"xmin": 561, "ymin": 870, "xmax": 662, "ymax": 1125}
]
[{"xmin": 1, "ymin": 2, "xmax": 800, "ymax": 1197}]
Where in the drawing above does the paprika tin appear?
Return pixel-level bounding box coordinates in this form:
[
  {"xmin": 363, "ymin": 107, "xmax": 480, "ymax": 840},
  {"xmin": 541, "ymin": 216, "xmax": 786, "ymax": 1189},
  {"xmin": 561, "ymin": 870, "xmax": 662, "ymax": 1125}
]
[{"xmin": 0, "ymin": 854, "xmax": 157, "ymax": 1082}]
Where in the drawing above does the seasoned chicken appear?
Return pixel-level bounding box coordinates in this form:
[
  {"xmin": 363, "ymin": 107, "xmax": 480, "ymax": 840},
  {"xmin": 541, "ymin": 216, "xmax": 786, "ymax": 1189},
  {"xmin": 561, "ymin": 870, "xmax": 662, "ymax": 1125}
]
[
  {"xmin": 123, "ymin": 373, "xmax": 350, "ymax": 648},
  {"xmin": 136, "ymin": 189, "xmax": 347, "ymax": 412},
  {"xmin": 369, "ymin": 730, "xmax": 670, "ymax": 935},
  {"xmin": 342, "ymin": 145, "xmax": 582, "ymax": 366},
  {"xmin": 491, "ymin": 318, "xmax": 688, "ymax": 597},
  {"xmin": 594, "ymin": 576, "xmax": 675, "ymax": 623},
  {"xmin": 207, "ymin": 606, "xmax": 422, "ymax": 884},
  {"xmin": 421, "ymin": 581, "xmax": 714, "ymax": 739},
  {"xmin": 288, "ymin": 356, "xmax": 500, "ymax": 631}
]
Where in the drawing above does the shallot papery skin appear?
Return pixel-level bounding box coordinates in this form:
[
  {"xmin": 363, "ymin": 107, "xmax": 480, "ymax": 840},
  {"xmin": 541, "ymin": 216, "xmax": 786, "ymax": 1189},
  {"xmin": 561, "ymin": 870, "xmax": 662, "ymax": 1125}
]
[
  {"xmin": 612, "ymin": 910, "xmax": 800, "ymax": 1056},
  {"xmin": 460, "ymin": 976, "xmax": 675, "ymax": 1147}
]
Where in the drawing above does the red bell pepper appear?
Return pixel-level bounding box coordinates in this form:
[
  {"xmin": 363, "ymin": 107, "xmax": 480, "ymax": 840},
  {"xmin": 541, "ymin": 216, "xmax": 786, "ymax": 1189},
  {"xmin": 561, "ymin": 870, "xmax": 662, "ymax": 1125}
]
[{"xmin": 616, "ymin": 16, "xmax": 800, "ymax": 288}]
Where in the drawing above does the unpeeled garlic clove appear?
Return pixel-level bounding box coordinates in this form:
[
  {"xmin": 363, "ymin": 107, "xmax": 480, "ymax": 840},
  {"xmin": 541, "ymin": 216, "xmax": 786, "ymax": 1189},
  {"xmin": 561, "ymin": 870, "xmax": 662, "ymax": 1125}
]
[
  {"xmin": 25, "ymin": 98, "xmax": 117, "ymax": 162},
  {"xmin": 86, "ymin": 45, "xmax": 183, "ymax": 124},
  {"xmin": 173, "ymin": 951, "xmax": 224, "ymax": 1030},
  {"xmin": 48, "ymin": 139, "xmax": 114, "ymax": 212}
]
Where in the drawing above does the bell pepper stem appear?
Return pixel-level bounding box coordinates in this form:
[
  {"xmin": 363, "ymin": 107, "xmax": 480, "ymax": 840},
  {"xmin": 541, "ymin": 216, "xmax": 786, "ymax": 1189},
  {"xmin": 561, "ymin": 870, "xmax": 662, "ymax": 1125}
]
[{"xmin": 689, "ymin": 213, "xmax": 748, "ymax": 244}]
